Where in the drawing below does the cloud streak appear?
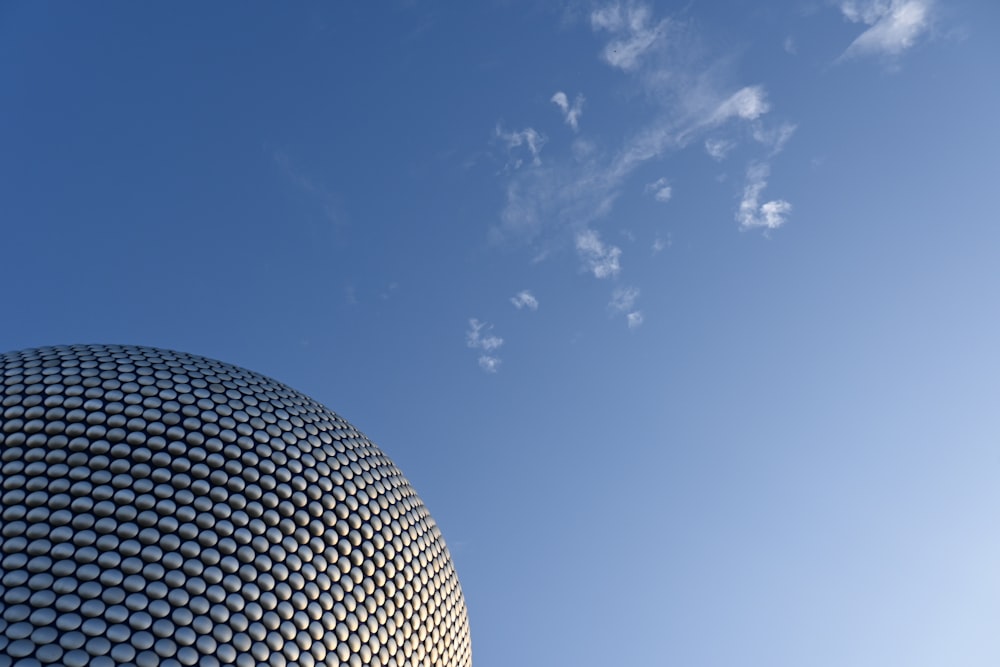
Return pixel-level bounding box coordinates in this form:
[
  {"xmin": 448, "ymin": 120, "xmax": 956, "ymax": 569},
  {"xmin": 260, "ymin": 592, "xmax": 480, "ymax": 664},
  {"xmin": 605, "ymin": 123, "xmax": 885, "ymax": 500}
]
[
  {"xmin": 645, "ymin": 177, "xmax": 672, "ymax": 202},
  {"xmin": 591, "ymin": 2, "xmax": 669, "ymax": 71},
  {"xmin": 273, "ymin": 150, "xmax": 344, "ymax": 226},
  {"xmin": 838, "ymin": 0, "xmax": 933, "ymax": 60},
  {"xmin": 753, "ymin": 121, "xmax": 797, "ymax": 156},
  {"xmin": 489, "ymin": 1, "xmax": 798, "ymax": 338},
  {"xmin": 551, "ymin": 91, "xmax": 585, "ymax": 131},
  {"xmin": 510, "ymin": 290, "xmax": 539, "ymax": 310},
  {"xmin": 478, "ymin": 356, "xmax": 501, "ymax": 373},
  {"xmin": 737, "ymin": 163, "xmax": 791, "ymax": 231},
  {"xmin": 705, "ymin": 137, "xmax": 735, "ymax": 161},
  {"xmin": 710, "ymin": 85, "xmax": 771, "ymax": 124},
  {"xmin": 609, "ymin": 286, "xmax": 643, "ymax": 329},
  {"xmin": 496, "ymin": 125, "xmax": 546, "ymax": 169},
  {"xmin": 494, "ymin": 2, "xmax": 794, "ymax": 249},
  {"xmin": 609, "ymin": 286, "xmax": 639, "ymax": 312},
  {"xmin": 467, "ymin": 318, "xmax": 504, "ymax": 372},
  {"xmin": 576, "ymin": 229, "xmax": 622, "ymax": 278}
]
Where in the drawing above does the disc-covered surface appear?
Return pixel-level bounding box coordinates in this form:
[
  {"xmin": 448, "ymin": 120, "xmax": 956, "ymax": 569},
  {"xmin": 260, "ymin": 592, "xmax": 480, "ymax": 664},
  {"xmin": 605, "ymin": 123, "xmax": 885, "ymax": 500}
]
[{"xmin": 0, "ymin": 344, "xmax": 471, "ymax": 667}]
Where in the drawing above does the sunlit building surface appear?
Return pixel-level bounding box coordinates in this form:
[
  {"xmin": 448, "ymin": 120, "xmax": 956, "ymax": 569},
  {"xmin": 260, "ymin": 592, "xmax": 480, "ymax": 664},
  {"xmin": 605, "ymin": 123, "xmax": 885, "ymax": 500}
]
[{"xmin": 0, "ymin": 345, "xmax": 471, "ymax": 667}]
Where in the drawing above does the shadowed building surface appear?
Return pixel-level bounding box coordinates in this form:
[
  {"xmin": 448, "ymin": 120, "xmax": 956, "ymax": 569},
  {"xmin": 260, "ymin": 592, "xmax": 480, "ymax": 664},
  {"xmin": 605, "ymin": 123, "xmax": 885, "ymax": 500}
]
[{"xmin": 0, "ymin": 344, "xmax": 472, "ymax": 667}]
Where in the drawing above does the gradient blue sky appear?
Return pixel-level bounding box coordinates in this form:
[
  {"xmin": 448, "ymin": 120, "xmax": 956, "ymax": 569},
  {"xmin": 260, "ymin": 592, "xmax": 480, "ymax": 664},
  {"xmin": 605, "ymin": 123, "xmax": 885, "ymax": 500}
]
[{"xmin": 2, "ymin": 1, "xmax": 999, "ymax": 665}]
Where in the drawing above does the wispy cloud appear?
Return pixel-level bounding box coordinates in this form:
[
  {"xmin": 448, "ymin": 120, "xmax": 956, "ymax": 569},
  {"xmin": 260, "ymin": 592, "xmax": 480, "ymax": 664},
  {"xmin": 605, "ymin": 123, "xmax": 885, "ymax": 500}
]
[
  {"xmin": 838, "ymin": 0, "xmax": 933, "ymax": 60},
  {"xmin": 651, "ymin": 236, "xmax": 669, "ymax": 254},
  {"xmin": 609, "ymin": 286, "xmax": 640, "ymax": 312},
  {"xmin": 467, "ymin": 318, "xmax": 504, "ymax": 373},
  {"xmin": 478, "ymin": 356, "xmax": 502, "ymax": 373},
  {"xmin": 645, "ymin": 177, "xmax": 672, "ymax": 202},
  {"xmin": 609, "ymin": 286, "xmax": 643, "ymax": 328},
  {"xmin": 737, "ymin": 162, "xmax": 791, "ymax": 231},
  {"xmin": 752, "ymin": 121, "xmax": 797, "ymax": 156},
  {"xmin": 591, "ymin": 2, "xmax": 669, "ymax": 71},
  {"xmin": 551, "ymin": 91, "xmax": 585, "ymax": 131},
  {"xmin": 710, "ymin": 85, "xmax": 771, "ymax": 124},
  {"xmin": 380, "ymin": 281, "xmax": 399, "ymax": 300},
  {"xmin": 496, "ymin": 125, "xmax": 546, "ymax": 169},
  {"xmin": 576, "ymin": 229, "xmax": 622, "ymax": 278},
  {"xmin": 273, "ymin": 149, "xmax": 344, "ymax": 226},
  {"xmin": 467, "ymin": 318, "xmax": 504, "ymax": 351},
  {"xmin": 493, "ymin": 157, "xmax": 620, "ymax": 245},
  {"xmin": 705, "ymin": 137, "xmax": 735, "ymax": 161},
  {"xmin": 510, "ymin": 290, "xmax": 539, "ymax": 310},
  {"xmin": 494, "ymin": 2, "xmax": 794, "ymax": 249}
]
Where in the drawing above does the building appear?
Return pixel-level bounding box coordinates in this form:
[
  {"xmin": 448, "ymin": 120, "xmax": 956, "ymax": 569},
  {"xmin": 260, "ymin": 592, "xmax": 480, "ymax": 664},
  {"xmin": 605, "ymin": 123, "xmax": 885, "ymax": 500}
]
[{"xmin": 0, "ymin": 344, "xmax": 472, "ymax": 667}]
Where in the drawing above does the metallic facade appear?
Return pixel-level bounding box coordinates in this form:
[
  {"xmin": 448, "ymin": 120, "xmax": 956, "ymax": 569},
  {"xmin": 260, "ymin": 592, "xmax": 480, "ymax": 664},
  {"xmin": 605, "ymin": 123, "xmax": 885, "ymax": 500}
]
[{"xmin": 0, "ymin": 345, "xmax": 471, "ymax": 667}]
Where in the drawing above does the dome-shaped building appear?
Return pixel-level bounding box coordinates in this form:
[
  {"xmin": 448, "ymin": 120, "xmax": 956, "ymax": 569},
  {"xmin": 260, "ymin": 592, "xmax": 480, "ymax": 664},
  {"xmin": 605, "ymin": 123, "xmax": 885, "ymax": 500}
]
[{"xmin": 0, "ymin": 344, "xmax": 471, "ymax": 667}]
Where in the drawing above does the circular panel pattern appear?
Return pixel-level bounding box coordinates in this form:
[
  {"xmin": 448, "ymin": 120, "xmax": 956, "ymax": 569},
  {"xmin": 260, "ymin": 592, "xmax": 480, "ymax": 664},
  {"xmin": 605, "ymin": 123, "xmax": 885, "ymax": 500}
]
[{"xmin": 0, "ymin": 345, "xmax": 471, "ymax": 667}]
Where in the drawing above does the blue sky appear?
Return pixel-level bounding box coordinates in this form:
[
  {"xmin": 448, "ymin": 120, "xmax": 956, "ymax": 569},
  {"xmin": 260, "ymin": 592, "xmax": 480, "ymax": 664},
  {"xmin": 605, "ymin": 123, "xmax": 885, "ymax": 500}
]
[{"xmin": 2, "ymin": 1, "xmax": 999, "ymax": 665}]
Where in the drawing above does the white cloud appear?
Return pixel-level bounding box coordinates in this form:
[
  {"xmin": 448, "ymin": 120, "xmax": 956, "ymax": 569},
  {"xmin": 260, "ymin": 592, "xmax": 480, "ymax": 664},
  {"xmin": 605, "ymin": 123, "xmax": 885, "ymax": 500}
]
[
  {"xmin": 496, "ymin": 125, "xmax": 546, "ymax": 169},
  {"xmin": 467, "ymin": 318, "xmax": 503, "ymax": 352},
  {"xmin": 467, "ymin": 319, "xmax": 504, "ymax": 373},
  {"xmin": 576, "ymin": 229, "xmax": 622, "ymax": 278},
  {"xmin": 609, "ymin": 287, "xmax": 643, "ymax": 328},
  {"xmin": 705, "ymin": 138, "xmax": 735, "ymax": 161},
  {"xmin": 645, "ymin": 177, "xmax": 672, "ymax": 202},
  {"xmin": 493, "ymin": 2, "xmax": 794, "ymax": 261},
  {"xmin": 737, "ymin": 162, "xmax": 791, "ymax": 231},
  {"xmin": 493, "ymin": 157, "xmax": 620, "ymax": 244},
  {"xmin": 570, "ymin": 137, "xmax": 597, "ymax": 161},
  {"xmin": 478, "ymin": 355, "xmax": 502, "ymax": 373},
  {"xmin": 839, "ymin": 0, "xmax": 933, "ymax": 60},
  {"xmin": 651, "ymin": 236, "xmax": 668, "ymax": 254},
  {"xmin": 609, "ymin": 286, "xmax": 640, "ymax": 312},
  {"xmin": 711, "ymin": 86, "xmax": 771, "ymax": 124},
  {"xmin": 591, "ymin": 2, "xmax": 668, "ymax": 71},
  {"xmin": 510, "ymin": 290, "xmax": 539, "ymax": 310},
  {"xmin": 551, "ymin": 91, "xmax": 585, "ymax": 131},
  {"xmin": 752, "ymin": 121, "xmax": 797, "ymax": 156}
]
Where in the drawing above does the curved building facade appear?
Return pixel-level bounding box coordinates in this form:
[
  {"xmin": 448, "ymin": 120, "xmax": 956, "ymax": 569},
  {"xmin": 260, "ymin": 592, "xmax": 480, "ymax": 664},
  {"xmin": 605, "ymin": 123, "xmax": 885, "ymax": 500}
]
[{"xmin": 0, "ymin": 344, "xmax": 471, "ymax": 667}]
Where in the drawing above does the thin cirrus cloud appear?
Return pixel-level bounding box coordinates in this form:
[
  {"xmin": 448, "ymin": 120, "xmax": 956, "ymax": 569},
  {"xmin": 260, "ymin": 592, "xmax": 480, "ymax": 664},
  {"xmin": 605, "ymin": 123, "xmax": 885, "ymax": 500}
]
[
  {"xmin": 575, "ymin": 229, "xmax": 622, "ymax": 279},
  {"xmin": 492, "ymin": 2, "xmax": 794, "ymax": 250},
  {"xmin": 838, "ymin": 0, "xmax": 933, "ymax": 60},
  {"xmin": 510, "ymin": 290, "xmax": 539, "ymax": 310},
  {"xmin": 645, "ymin": 177, "xmax": 672, "ymax": 203},
  {"xmin": 591, "ymin": 2, "xmax": 668, "ymax": 72},
  {"xmin": 737, "ymin": 162, "xmax": 791, "ymax": 231},
  {"xmin": 273, "ymin": 149, "xmax": 345, "ymax": 226},
  {"xmin": 753, "ymin": 121, "xmax": 797, "ymax": 157},
  {"xmin": 477, "ymin": 356, "xmax": 501, "ymax": 373},
  {"xmin": 709, "ymin": 85, "xmax": 771, "ymax": 124},
  {"xmin": 704, "ymin": 137, "xmax": 735, "ymax": 161},
  {"xmin": 495, "ymin": 125, "xmax": 546, "ymax": 169},
  {"xmin": 487, "ymin": 1, "xmax": 802, "ymax": 344},
  {"xmin": 466, "ymin": 318, "xmax": 504, "ymax": 373},
  {"xmin": 609, "ymin": 286, "xmax": 639, "ymax": 312},
  {"xmin": 551, "ymin": 92, "xmax": 585, "ymax": 132},
  {"xmin": 609, "ymin": 286, "xmax": 643, "ymax": 329}
]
